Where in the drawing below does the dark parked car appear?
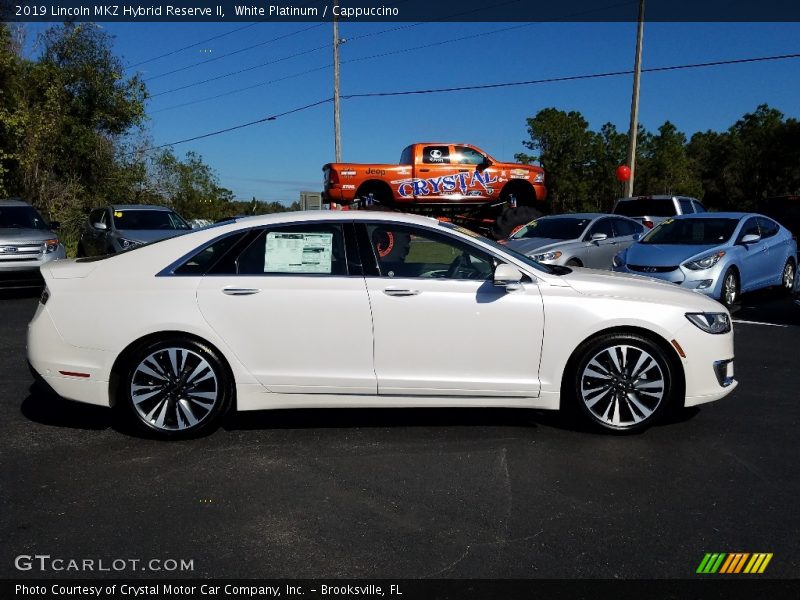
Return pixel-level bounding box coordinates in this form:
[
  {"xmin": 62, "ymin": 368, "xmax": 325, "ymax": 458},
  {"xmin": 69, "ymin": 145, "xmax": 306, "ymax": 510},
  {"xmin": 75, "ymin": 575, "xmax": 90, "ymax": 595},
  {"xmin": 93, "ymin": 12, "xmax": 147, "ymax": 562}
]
[
  {"xmin": 613, "ymin": 195, "xmax": 706, "ymax": 230},
  {"xmin": 0, "ymin": 198, "xmax": 65, "ymax": 289},
  {"xmin": 78, "ymin": 205, "xmax": 191, "ymax": 256}
]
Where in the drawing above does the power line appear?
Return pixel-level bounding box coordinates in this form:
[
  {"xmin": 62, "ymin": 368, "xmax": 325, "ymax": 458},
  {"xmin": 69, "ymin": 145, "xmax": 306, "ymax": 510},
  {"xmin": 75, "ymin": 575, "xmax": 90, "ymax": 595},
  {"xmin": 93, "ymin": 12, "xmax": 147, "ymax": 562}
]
[
  {"xmin": 147, "ymin": 52, "xmax": 800, "ymax": 150},
  {"xmin": 148, "ymin": 1, "xmax": 636, "ymax": 110},
  {"xmin": 144, "ymin": 24, "xmax": 325, "ymax": 82},
  {"xmin": 124, "ymin": 23, "xmax": 260, "ymax": 70}
]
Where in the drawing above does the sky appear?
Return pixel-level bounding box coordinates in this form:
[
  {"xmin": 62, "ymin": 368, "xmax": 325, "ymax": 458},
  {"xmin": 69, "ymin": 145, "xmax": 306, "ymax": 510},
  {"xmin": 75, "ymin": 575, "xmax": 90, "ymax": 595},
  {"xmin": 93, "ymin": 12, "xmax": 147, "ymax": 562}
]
[{"xmin": 19, "ymin": 19, "xmax": 800, "ymax": 204}]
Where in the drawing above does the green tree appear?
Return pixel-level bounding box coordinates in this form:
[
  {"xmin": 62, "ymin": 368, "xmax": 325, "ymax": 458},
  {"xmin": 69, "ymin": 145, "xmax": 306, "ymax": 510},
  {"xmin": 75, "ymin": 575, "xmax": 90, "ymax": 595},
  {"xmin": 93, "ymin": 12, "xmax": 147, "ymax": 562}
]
[
  {"xmin": 516, "ymin": 108, "xmax": 597, "ymax": 212},
  {"xmin": 636, "ymin": 121, "xmax": 700, "ymax": 197}
]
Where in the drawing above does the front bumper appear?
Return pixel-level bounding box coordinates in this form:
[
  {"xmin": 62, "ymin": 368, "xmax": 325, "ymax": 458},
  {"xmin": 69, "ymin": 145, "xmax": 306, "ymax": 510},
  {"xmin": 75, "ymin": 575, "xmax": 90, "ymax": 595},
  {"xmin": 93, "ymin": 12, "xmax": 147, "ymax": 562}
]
[
  {"xmin": 0, "ymin": 247, "xmax": 67, "ymax": 289},
  {"xmin": 613, "ymin": 263, "xmax": 724, "ymax": 299}
]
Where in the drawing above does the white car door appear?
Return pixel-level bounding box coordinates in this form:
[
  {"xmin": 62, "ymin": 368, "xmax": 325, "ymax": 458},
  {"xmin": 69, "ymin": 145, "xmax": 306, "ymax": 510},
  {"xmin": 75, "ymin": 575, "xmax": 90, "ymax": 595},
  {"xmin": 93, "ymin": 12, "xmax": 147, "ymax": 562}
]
[
  {"xmin": 360, "ymin": 222, "xmax": 544, "ymax": 397},
  {"xmin": 195, "ymin": 223, "xmax": 377, "ymax": 395}
]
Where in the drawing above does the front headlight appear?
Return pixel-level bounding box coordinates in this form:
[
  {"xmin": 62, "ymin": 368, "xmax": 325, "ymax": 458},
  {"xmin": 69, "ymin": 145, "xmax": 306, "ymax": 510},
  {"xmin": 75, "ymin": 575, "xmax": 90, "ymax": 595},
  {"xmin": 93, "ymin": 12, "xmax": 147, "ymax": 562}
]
[
  {"xmin": 532, "ymin": 250, "xmax": 562, "ymax": 262},
  {"xmin": 43, "ymin": 239, "xmax": 59, "ymax": 253},
  {"xmin": 684, "ymin": 251, "xmax": 725, "ymax": 271},
  {"xmin": 119, "ymin": 237, "xmax": 144, "ymax": 250},
  {"xmin": 685, "ymin": 312, "xmax": 731, "ymax": 334}
]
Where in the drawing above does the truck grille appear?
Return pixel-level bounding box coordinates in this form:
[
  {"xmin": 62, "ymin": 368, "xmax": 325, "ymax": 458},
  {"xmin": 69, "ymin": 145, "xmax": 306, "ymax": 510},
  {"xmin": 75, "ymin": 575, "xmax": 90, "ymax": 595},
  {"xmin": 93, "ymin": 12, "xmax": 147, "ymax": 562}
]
[{"xmin": 0, "ymin": 242, "xmax": 44, "ymax": 262}]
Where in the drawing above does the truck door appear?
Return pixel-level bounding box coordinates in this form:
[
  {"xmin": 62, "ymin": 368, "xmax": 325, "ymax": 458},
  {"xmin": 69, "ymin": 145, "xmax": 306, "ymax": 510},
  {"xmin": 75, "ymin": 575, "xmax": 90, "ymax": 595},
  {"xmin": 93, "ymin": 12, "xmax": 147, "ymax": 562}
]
[{"xmin": 409, "ymin": 145, "xmax": 458, "ymax": 203}]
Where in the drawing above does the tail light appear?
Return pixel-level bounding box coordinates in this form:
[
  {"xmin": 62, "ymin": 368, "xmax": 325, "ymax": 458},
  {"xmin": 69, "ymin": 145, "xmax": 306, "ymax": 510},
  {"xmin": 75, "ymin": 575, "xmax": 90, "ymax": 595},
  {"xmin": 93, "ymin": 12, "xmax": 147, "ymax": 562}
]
[
  {"xmin": 327, "ymin": 168, "xmax": 339, "ymax": 185},
  {"xmin": 643, "ymin": 220, "xmax": 654, "ymax": 229}
]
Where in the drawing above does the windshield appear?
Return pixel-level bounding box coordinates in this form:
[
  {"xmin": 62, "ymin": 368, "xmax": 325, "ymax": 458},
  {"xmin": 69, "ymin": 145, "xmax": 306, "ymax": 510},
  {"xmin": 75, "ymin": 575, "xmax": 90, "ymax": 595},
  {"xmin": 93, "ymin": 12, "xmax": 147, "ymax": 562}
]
[
  {"xmin": 641, "ymin": 218, "xmax": 739, "ymax": 245},
  {"xmin": 438, "ymin": 222, "xmax": 555, "ymax": 274},
  {"xmin": 112, "ymin": 209, "xmax": 190, "ymax": 231},
  {"xmin": 511, "ymin": 217, "xmax": 592, "ymax": 240},
  {"xmin": 614, "ymin": 198, "xmax": 676, "ymax": 217},
  {"xmin": 0, "ymin": 205, "xmax": 51, "ymax": 230}
]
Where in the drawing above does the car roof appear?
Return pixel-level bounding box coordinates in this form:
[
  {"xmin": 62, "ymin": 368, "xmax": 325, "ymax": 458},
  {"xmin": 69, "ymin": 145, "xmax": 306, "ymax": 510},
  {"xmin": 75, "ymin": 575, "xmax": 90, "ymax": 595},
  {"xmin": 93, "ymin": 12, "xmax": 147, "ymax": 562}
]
[
  {"xmin": 539, "ymin": 213, "xmax": 615, "ymax": 220},
  {"xmin": 669, "ymin": 212, "xmax": 753, "ymax": 219},
  {"xmin": 616, "ymin": 195, "xmax": 697, "ymax": 201},
  {"xmin": 224, "ymin": 210, "xmax": 443, "ymax": 227},
  {"xmin": 0, "ymin": 198, "xmax": 32, "ymax": 206}
]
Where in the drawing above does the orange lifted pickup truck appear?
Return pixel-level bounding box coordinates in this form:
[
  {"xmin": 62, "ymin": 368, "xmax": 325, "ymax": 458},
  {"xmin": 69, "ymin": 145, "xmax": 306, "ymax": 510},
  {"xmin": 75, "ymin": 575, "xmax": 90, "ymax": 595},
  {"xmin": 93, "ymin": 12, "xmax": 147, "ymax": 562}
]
[{"xmin": 323, "ymin": 143, "xmax": 547, "ymax": 239}]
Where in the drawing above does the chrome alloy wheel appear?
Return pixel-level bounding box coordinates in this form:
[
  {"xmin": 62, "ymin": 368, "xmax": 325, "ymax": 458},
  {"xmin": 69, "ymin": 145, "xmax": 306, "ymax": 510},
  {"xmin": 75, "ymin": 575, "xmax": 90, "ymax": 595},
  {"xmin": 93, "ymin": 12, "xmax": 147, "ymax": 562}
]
[
  {"xmin": 580, "ymin": 344, "xmax": 665, "ymax": 428},
  {"xmin": 782, "ymin": 261, "xmax": 795, "ymax": 291},
  {"xmin": 130, "ymin": 347, "xmax": 219, "ymax": 432},
  {"xmin": 722, "ymin": 271, "xmax": 738, "ymax": 306}
]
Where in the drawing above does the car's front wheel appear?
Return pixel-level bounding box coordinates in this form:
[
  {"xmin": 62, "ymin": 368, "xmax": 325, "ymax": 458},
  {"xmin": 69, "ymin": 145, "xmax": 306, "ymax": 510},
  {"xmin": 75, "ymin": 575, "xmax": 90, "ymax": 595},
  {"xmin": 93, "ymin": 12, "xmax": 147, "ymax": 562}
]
[
  {"xmin": 570, "ymin": 334, "xmax": 675, "ymax": 433},
  {"xmin": 120, "ymin": 338, "xmax": 232, "ymax": 439},
  {"xmin": 720, "ymin": 268, "xmax": 739, "ymax": 307},
  {"xmin": 781, "ymin": 259, "xmax": 795, "ymax": 293}
]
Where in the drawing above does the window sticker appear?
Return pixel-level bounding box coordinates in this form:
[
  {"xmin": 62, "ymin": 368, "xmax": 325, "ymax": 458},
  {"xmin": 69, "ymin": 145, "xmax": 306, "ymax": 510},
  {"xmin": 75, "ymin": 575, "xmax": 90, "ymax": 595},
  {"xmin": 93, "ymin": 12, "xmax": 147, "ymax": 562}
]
[
  {"xmin": 114, "ymin": 211, "xmax": 123, "ymax": 218},
  {"xmin": 264, "ymin": 232, "xmax": 333, "ymax": 274}
]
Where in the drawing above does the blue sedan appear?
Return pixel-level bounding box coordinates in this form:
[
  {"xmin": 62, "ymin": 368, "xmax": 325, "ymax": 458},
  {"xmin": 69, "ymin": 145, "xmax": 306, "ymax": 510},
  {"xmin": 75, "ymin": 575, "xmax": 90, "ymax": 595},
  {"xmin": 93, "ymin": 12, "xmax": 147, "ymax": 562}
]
[{"xmin": 612, "ymin": 213, "xmax": 797, "ymax": 306}]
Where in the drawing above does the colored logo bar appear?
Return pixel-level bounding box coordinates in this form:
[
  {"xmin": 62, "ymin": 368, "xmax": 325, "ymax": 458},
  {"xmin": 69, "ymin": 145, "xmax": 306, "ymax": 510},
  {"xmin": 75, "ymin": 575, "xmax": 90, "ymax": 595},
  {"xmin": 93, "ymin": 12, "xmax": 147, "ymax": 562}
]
[{"xmin": 697, "ymin": 553, "xmax": 773, "ymax": 574}]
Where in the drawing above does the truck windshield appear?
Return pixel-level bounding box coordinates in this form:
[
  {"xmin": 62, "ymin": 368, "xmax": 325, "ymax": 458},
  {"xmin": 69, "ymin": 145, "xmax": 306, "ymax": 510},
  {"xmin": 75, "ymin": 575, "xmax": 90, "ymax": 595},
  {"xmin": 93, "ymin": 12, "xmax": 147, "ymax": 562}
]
[
  {"xmin": 641, "ymin": 218, "xmax": 739, "ymax": 245},
  {"xmin": 614, "ymin": 198, "xmax": 676, "ymax": 217},
  {"xmin": 511, "ymin": 217, "xmax": 592, "ymax": 240}
]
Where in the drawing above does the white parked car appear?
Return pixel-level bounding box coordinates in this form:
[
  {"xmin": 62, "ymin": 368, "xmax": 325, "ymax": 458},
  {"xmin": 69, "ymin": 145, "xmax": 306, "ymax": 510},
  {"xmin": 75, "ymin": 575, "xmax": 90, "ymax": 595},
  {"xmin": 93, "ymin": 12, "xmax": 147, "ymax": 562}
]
[{"xmin": 28, "ymin": 211, "xmax": 737, "ymax": 439}]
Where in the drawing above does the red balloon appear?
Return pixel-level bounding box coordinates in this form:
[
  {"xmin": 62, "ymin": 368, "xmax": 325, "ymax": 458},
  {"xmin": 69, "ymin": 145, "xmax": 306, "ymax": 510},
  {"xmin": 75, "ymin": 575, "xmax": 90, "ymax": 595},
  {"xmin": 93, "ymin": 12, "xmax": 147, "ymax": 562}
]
[{"xmin": 616, "ymin": 165, "xmax": 631, "ymax": 182}]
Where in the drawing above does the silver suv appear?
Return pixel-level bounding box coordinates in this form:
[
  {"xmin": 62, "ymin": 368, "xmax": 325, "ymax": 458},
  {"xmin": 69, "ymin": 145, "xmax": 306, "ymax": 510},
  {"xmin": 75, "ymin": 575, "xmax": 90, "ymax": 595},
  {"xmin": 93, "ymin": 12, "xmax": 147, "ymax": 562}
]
[
  {"xmin": 612, "ymin": 195, "xmax": 706, "ymax": 230},
  {"xmin": 0, "ymin": 199, "xmax": 66, "ymax": 289}
]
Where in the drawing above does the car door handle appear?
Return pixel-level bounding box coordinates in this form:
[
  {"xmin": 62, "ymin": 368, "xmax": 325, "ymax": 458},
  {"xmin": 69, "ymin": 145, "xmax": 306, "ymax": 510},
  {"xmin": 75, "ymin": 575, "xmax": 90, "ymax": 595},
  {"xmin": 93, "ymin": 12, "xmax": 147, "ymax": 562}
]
[
  {"xmin": 418, "ymin": 168, "xmax": 430, "ymax": 173},
  {"xmin": 458, "ymin": 169, "xmax": 470, "ymax": 173},
  {"xmin": 223, "ymin": 287, "xmax": 261, "ymax": 296},
  {"xmin": 383, "ymin": 288, "xmax": 420, "ymax": 297}
]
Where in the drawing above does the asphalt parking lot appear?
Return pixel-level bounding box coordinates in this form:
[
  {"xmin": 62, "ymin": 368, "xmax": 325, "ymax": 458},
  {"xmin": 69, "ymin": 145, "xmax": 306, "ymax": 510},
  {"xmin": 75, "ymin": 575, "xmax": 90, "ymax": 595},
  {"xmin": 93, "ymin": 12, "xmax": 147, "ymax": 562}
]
[{"xmin": 1, "ymin": 289, "xmax": 798, "ymax": 580}]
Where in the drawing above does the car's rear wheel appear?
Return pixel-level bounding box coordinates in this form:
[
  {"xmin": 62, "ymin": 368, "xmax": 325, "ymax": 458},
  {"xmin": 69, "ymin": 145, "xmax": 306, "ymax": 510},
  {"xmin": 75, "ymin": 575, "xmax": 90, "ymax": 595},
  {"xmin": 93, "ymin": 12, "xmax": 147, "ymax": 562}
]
[
  {"xmin": 720, "ymin": 268, "xmax": 739, "ymax": 307},
  {"xmin": 781, "ymin": 259, "xmax": 795, "ymax": 293},
  {"xmin": 121, "ymin": 338, "xmax": 232, "ymax": 439},
  {"xmin": 570, "ymin": 334, "xmax": 674, "ymax": 433}
]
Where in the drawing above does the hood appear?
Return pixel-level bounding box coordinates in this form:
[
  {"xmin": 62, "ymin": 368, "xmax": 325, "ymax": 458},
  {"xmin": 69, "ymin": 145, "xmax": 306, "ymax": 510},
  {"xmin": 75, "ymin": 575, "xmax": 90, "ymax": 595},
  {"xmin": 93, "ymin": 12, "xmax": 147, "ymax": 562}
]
[
  {"xmin": 562, "ymin": 268, "xmax": 723, "ymax": 310},
  {"xmin": 506, "ymin": 237, "xmax": 569, "ymax": 255},
  {"xmin": 624, "ymin": 243, "xmax": 720, "ymax": 267},
  {"xmin": 116, "ymin": 229, "xmax": 188, "ymax": 243},
  {"xmin": 0, "ymin": 228, "xmax": 58, "ymax": 243}
]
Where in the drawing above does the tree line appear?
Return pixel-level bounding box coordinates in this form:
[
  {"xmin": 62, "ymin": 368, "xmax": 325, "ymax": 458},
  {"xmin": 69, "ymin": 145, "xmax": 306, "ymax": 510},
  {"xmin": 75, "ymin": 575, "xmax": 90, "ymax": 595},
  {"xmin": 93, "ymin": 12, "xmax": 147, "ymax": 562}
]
[
  {"xmin": 516, "ymin": 105, "xmax": 800, "ymax": 214},
  {"xmin": 0, "ymin": 23, "xmax": 296, "ymax": 252}
]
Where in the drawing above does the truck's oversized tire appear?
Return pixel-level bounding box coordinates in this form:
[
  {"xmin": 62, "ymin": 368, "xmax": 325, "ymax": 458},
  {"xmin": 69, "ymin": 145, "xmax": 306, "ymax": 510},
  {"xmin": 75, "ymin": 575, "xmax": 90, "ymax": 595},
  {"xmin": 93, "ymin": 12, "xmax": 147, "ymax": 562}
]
[{"xmin": 490, "ymin": 205, "xmax": 542, "ymax": 240}]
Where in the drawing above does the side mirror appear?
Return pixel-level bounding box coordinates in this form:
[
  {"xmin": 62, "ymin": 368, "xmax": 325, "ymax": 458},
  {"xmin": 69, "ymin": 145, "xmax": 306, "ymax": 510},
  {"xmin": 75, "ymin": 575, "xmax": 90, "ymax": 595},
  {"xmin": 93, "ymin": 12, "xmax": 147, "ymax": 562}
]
[
  {"xmin": 740, "ymin": 233, "xmax": 760, "ymax": 245},
  {"xmin": 494, "ymin": 263, "xmax": 523, "ymax": 292},
  {"xmin": 591, "ymin": 233, "xmax": 608, "ymax": 242},
  {"xmin": 49, "ymin": 221, "xmax": 60, "ymax": 231},
  {"xmin": 92, "ymin": 222, "xmax": 107, "ymax": 231},
  {"xmin": 632, "ymin": 233, "xmax": 642, "ymax": 241}
]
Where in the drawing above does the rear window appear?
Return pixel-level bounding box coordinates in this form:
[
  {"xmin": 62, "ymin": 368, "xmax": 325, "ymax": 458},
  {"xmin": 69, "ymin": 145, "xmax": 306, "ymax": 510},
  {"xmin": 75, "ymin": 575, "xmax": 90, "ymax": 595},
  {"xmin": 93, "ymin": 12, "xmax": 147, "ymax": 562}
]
[{"xmin": 614, "ymin": 198, "xmax": 677, "ymax": 218}]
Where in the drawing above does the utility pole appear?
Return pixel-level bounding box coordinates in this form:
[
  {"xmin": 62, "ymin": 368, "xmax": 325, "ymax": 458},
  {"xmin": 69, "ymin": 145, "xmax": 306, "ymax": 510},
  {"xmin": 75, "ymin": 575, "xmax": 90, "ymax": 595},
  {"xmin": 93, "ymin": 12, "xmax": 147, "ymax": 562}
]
[
  {"xmin": 333, "ymin": 8, "xmax": 342, "ymax": 162},
  {"xmin": 625, "ymin": 0, "xmax": 645, "ymax": 197}
]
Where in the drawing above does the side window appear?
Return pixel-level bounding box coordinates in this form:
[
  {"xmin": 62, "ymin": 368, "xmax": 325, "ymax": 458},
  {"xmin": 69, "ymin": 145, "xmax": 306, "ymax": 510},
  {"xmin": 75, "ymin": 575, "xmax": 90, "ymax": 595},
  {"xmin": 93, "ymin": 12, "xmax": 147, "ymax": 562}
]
[
  {"xmin": 174, "ymin": 232, "xmax": 250, "ymax": 275},
  {"xmin": 422, "ymin": 145, "xmax": 451, "ymax": 164},
  {"xmin": 452, "ymin": 146, "xmax": 485, "ymax": 165},
  {"xmin": 612, "ymin": 218, "xmax": 641, "ymax": 237},
  {"xmin": 89, "ymin": 209, "xmax": 104, "ymax": 225},
  {"xmin": 586, "ymin": 218, "xmax": 614, "ymax": 240},
  {"xmin": 399, "ymin": 146, "xmax": 413, "ymax": 165},
  {"xmin": 692, "ymin": 200, "xmax": 706, "ymax": 213},
  {"xmin": 757, "ymin": 217, "xmax": 779, "ymax": 239},
  {"xmin": 737, "ymin": 218, "xmax": 760, "ymax": 242},
  {"xmin": 365, "ymin": 223, "xmax": 494, "ymax": 281},
  {"xmin": 236, "ymin": 224, "xmax": 347, "ymax": 276},
  {"xmin": 678, "ymin": 199, "xmax": 693, "ymax": 214}
]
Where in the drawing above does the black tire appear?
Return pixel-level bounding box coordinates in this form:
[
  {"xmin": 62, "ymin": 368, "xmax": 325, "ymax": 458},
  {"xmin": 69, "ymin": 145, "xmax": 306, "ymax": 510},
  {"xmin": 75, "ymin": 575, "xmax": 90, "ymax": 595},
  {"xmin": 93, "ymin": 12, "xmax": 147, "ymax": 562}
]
[
  {"xmin": 490, "ymin": 205, "xmax": 542, "ymax": 240},
  {"xmin": 780, "ymin": 258, "xmax": 795, "ymax": 294},
  {"xmin": 76, "ymin": 243, "xmax": 86, "ymax": 258},
  {"xmin": 719, "ymin": 268, "xmax": 739, "ymax": 307},
  {"xmin": 356, "ymin": 182, "xmax": 394, "ymax": 209},
  {"xmin": 566, "ymin": 333, "xmax": 675, "ymax": 433},
  {"xmin": 119, "ymin": 337, "xmax": 232, "ymax": 440},
  {"xmin": 566, "ymin": 258, "xmax": 583, "ymax": 267}
]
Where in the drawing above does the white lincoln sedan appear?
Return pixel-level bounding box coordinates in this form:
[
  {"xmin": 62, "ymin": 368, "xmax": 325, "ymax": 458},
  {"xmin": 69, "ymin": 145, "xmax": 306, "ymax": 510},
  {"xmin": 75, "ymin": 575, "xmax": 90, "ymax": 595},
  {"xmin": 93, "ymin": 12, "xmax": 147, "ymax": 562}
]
[{"xmin": 28, "ymin": 212, "xmax": 737, "ymax": 438}]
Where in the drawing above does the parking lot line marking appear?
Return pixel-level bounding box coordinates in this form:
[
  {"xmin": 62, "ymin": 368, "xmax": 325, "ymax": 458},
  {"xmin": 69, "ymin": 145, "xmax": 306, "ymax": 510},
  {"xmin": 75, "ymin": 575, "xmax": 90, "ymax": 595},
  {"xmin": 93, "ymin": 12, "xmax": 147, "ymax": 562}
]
[{"xmin": 732, "ymin": 319, "xmax": 789, "ymax": 327}]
